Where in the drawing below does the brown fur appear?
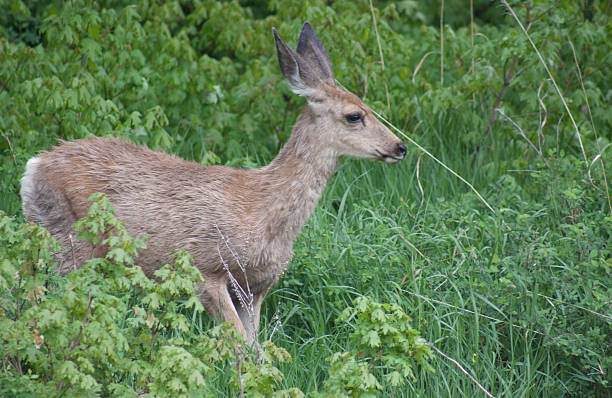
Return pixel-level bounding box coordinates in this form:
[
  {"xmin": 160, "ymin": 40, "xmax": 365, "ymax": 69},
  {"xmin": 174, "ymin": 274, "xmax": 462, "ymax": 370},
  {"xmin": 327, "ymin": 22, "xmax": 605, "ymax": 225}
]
[{"xmin": 20, "ymin": 23, "xmax": 406, "ymax": 344}]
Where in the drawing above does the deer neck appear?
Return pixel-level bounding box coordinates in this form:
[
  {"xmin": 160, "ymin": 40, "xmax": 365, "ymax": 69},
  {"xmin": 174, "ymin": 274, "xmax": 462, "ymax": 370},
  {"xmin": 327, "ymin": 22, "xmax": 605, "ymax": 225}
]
[{"xmin": 256, "ymin": 107, "xmax": 338, "ymax": 247}]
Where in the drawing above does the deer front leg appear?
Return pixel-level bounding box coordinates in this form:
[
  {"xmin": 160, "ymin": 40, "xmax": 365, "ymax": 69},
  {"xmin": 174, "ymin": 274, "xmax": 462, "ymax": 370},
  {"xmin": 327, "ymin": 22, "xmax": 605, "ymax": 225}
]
[
  {"xmin": 234, "ymin": 286, "xmax": 272, "ymax": 347},
  {"xmin": 235, "ymin": 303, "xmax": 257, "ymax": 346},
  {"xmin": 198, "ymin": 279, "xmax": 248, "ymax": 341},
  {"xmin": 235, "ymin": 294, "xmax": 266, "ymax": 346}
]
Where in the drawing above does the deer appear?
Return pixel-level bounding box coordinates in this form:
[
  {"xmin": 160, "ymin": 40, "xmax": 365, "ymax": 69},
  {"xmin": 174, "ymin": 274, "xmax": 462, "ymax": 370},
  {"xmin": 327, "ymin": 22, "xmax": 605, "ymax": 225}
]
[{"xmin": 20, "ymin": 22, "xmax": 407, "ymax": 345}]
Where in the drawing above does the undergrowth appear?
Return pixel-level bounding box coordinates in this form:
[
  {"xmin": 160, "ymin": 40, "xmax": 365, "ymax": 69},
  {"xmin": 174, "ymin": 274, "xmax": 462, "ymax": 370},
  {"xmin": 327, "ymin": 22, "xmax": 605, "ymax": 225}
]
[{"xmin": 0, "ymin": 194, "xmax": 432, "ymax": 397}]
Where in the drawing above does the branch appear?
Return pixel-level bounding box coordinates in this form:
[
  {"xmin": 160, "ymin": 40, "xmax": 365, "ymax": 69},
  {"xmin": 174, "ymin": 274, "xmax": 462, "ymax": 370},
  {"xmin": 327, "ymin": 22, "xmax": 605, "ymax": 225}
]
[
  {"xmin": 486, "ymin": 55, "xmax": 518, "ymax": 135},
  {"xmin": 69, "ymin": 295, "xmax": 94, "ymax": 351}
]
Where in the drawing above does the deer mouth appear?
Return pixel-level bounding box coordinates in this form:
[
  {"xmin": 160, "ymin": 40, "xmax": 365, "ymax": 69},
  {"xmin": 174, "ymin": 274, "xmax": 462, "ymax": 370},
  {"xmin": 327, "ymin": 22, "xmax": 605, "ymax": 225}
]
[{"xmin": 374, "ymin": 150, "xmax": 403, "ymax": 164}]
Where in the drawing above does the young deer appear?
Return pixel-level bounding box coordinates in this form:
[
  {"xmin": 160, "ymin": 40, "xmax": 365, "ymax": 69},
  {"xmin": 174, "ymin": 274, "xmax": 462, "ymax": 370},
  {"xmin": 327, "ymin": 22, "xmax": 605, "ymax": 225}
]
[{"xmin": 21, "ymin": 23, "xmax": 406, "ymax": 345}]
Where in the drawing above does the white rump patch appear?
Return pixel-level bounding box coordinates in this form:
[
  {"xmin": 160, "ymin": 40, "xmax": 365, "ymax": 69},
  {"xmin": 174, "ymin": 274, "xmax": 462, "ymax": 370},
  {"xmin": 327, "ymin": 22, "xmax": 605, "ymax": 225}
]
[{"xmin": 20, "ymin": 156, "xmax": 41, "ymax": 199}]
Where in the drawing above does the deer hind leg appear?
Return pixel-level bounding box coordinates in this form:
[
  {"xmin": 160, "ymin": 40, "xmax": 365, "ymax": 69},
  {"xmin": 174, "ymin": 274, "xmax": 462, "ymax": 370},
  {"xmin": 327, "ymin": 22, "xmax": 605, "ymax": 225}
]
[
  {"xmin": 20, "ymin": 157, "xmax": 91, "ymax": 274},
  {"xmin": 197, "ymin": 279, "xmax": 248, "ymax": 341}
]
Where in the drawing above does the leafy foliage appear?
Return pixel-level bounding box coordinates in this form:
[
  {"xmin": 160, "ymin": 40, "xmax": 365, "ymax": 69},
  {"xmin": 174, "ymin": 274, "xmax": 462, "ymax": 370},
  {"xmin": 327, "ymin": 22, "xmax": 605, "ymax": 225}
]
[{"xmin": 319, "ymin": 297, "xmax": 432, "ymax": 397}]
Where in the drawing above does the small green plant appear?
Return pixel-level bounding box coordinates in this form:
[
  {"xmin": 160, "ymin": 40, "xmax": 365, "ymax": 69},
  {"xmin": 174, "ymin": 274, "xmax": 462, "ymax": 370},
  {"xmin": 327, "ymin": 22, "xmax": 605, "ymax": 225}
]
[{"xmin": 318, "ymin": 296, "xmax": 432, "ymax": 397}]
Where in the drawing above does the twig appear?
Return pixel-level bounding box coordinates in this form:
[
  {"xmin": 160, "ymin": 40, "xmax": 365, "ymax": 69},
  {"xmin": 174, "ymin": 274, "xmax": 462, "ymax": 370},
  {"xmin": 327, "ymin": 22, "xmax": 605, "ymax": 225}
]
[
  {"xmin": 501, "ymin": 0, "xmax": 588, "ymax": 166},
  {"xmin": 528, "ymin": 1, "xmax": 561, "ymax": 28},
  {"xmin": 496, "ymin": 108, "xmax": 551, "ymax": 170},
  {"xmin": 427, "ymin": 343, "xmax": 496, "ymax": 398},
  {"xmin": 486, "ymin": 55, "xmax": 518, "ymax": 135},
  {"xmin": 69, "ymin": 295, "xmax": 94, "ymax": 351},
  {"xmin": 1, "ymin": 130, "xmax": 17, "ymax": 166}
]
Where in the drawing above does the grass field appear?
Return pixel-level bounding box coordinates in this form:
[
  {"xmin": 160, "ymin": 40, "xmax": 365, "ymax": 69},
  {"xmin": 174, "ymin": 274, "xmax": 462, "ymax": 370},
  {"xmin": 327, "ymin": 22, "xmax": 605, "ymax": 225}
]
[{"xmin": 256, "ymin": 138, "xmax": 611, "ymax": 396}]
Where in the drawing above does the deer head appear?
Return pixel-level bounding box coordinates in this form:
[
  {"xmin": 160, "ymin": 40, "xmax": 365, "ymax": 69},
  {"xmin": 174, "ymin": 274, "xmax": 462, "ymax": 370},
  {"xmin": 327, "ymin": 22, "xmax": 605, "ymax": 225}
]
[{"xmin": 273, "ymin": 23, "xmax": 407, "ymax": 164}]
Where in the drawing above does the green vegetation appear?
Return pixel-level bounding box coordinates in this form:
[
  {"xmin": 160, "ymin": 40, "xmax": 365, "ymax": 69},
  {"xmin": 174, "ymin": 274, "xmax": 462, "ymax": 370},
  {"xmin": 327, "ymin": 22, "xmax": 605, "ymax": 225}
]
[{"xmin": 1, "ymin": 0, "xmax": 610, "ymax": 396}]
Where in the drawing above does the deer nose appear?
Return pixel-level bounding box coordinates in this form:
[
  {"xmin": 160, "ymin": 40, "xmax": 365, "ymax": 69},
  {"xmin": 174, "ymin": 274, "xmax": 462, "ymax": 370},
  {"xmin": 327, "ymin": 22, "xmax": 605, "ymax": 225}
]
[{"xmin": 397, "ymin": 142, "xmax": 407, "ymax": 158}]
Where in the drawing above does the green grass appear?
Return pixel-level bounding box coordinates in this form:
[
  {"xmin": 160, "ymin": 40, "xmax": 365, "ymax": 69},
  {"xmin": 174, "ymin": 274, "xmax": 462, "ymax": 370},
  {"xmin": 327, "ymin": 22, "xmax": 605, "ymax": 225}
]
[{"xmin": 249, "ymin": 141, "xmax": 611, "ymax": 396}]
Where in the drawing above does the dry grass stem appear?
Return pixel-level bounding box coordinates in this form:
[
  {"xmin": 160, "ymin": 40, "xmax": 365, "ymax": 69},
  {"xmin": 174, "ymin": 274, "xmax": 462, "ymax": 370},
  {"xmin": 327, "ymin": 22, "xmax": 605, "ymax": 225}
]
[
  {"xmin": 440, "ymin": 0, "xmax": 445, "ymax": 87},
  {"xmin": 501, "ymin": 0, "xmax": 587, "ymax": 166},
  {"xmin": 427, "ymin": 343, "xmax": 496, "ymax": 398},
  {"xmin": 268, "ymin": 309, "xmax": 282, "ymax": 340},
  {"xmin": 470, "ymin": 0, "xmax": 475, "ymax": 107},
  {"xmin": 402, "ymin": 290, "xmax": 546, "ymax": 337},
  {"xmin": 416, "ymin": 152, "xmax": 425, "ymax": 208},
  {"xmin": 412, "ymin": 51, "xmax": 435, "ymax": 85},
  {"xmin": 371, "ymin": 108, "xmax": 496, "ymax": 214},
  {"xmin": 368, "ymin": 0, "xmax": 391, "ymax": 114},
  {"xmin": 336, "ymin": 81, "xmax": 496, "ymax": 213},
  {"xmin": 381, "ymin": 206, "xmax": 432, "ymax": 265},
  {"xmin": 1, "ymin": 130, "xmax": 17, "ymax": 166},
  {"xmin": 470, "ymin": 0, "xmax": 474, "ymax": 74},
  {"xmin": 536, "ymin": 79, "xmax": 549, "ymax": 150},
  {"xmin": 69, "ymin": 233, "xmax": 77, "ymax": 272},
  {"xmin": 214, "ymin": 224, "xmax": 254, "ymax": 322},
  {"xmin": 567, "ymin": 39, "xmax": 611, "ymax": 215},
  {"xmin": 531, "ymin": 291, "xmax": 612, "ymax": 322}
]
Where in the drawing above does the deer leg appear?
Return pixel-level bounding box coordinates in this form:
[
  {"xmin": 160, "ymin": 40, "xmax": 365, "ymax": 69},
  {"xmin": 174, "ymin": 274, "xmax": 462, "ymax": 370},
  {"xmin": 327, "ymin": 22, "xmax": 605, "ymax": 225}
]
[
  {"xmin": 234, "ymin": 292, "xmax": 266, "ymax": 346},
  {"xmin": 198, "ymin": 279, "xmax": 247, "ymax": 340},
  {"xmin": 235, "ymin": 304, "xmax": 256, "ymax": 345},
  {"xmin": 234, "ymin": 288, "xmax": 270, "ymax": 346},
  {"xmin": 252, "ymin": 292, "xmax": 267, "ymax": 338}
]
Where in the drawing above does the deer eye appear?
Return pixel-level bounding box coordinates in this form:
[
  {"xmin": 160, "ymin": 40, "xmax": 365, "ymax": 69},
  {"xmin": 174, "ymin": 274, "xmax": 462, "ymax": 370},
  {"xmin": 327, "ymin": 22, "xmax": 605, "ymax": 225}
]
[{"xmin": 345, "ymin": 113, "xmax": 362, "ymax": 123}]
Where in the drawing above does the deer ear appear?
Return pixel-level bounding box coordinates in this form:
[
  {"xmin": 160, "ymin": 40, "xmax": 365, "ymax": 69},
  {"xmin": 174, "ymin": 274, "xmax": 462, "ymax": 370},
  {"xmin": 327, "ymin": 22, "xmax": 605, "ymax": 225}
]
[
  {"xmin": 296, "ymin": 22, "xmax": 334, "ymax": 84},
  {"xmin": 273, "ymin": 28, "xmax": 319, "ymax": 98}
]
